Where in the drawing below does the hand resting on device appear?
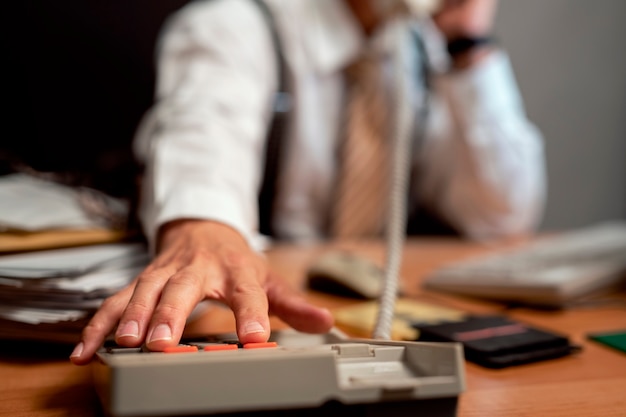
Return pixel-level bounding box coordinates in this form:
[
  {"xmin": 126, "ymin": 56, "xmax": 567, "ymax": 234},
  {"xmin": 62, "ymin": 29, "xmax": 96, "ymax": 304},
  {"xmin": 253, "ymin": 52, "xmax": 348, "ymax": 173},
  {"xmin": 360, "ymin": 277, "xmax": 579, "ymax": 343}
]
[{"xmin": 70, "ymin": 220, "xmax": 334, "ymax": 365}]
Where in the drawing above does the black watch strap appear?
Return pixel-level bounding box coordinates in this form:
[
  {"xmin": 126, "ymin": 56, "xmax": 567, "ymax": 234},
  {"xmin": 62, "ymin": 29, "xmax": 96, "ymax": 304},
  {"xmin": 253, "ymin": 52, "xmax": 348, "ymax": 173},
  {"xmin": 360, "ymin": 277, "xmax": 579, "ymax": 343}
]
[{"xmin": 447, "ymin": 36, "xmax": 495, "ymax": 57}]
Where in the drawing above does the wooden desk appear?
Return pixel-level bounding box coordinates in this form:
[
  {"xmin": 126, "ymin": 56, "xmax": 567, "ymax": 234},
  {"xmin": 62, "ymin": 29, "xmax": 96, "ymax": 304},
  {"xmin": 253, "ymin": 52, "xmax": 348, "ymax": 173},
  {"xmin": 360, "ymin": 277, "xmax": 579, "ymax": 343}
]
[{"xmin": 2, "ymin": 238, "xmax": 626, "ymax": 417}]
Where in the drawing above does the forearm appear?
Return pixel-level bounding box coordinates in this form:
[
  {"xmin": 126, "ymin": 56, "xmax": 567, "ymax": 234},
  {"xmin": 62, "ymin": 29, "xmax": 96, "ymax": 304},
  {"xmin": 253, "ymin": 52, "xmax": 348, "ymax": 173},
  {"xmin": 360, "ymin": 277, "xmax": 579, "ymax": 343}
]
[
  {"xmin": 139, "ymin": 124, "xmax": 263, "ymax": 250},
  {"xmin": 418, "ymin": 51, "xmax": 546, "ymax": 240},
  {"xmin": 134, "ymin": 0, "xmax": 278, "ymax": 249}
]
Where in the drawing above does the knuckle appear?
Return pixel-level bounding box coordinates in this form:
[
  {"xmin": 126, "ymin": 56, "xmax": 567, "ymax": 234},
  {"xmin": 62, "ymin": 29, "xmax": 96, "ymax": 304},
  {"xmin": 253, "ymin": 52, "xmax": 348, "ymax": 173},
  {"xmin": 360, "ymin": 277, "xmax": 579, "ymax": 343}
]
[
  {"xmin": 136, "ymin": 270, "xmax": 164, "ymax": 287},
  {"xmin": 167, "ymin": 270, "xmax": 201, "ymax": 287},
  {"xmin": 191, "ymin": 248, "xmax": 217, "ymax": 264},
  {"xmin": 225, "ymin": 254, "xmax": 265, "ymax": 280},
  {"xmin": 224, "ymin": 252, "xmax": 252, "ymax": 270},
  {"xmin": 99, "ymin": 295, "xmax": 119, "ymax": 311},
  {"xmin": 153, "ymin": 302, "xmax": 185, "ymax": 319},
  {"xmin": 82, "ymin": 319, "xmax": 108, "ymax": 338},
  {"xmin": 163, "ymin": 271, "xmax": 205, "ymax": 300},
  {"xmin": 231, "ymin": 281, "xmax": 263, "ymax": 297},
  {"xmin": 125, "ymin": 298, "xmax": 153, "ymax": 315}
]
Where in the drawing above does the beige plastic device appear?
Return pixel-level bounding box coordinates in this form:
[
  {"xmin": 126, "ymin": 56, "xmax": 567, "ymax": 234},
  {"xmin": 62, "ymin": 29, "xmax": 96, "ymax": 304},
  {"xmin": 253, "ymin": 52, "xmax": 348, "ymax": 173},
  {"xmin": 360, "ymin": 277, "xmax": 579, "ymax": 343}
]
[{"xmin": 93, "ymin": 329, "xmax": 465, "ymax": 417}]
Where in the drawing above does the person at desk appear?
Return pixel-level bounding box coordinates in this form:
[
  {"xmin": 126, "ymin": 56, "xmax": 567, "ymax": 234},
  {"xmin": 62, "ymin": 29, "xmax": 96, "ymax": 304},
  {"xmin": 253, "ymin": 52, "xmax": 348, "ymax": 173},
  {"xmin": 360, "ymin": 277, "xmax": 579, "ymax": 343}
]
[{"xmin": 70, "ymin": 0, "xmax": 545, "ymax": 364}]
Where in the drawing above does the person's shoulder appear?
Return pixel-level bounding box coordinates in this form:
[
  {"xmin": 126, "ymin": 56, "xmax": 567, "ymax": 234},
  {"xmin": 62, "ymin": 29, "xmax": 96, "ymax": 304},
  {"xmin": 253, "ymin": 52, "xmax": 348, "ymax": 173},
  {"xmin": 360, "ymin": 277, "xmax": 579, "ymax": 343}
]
[{"xmin": 165, "ymin": 0, "xmax": 268, "ymax": 34}]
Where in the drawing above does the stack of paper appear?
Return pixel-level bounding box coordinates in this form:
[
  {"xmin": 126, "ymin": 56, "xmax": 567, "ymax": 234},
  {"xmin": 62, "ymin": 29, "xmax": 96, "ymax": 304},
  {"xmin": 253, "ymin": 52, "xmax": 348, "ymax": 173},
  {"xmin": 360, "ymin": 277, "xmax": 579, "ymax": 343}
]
[
  {"xmin": 0, "ymin": 243, "xmax": 149, "ymax": 344},
  {"xmin": 0, "ymin": 173, "xmax": 128, "ymax": 252}
]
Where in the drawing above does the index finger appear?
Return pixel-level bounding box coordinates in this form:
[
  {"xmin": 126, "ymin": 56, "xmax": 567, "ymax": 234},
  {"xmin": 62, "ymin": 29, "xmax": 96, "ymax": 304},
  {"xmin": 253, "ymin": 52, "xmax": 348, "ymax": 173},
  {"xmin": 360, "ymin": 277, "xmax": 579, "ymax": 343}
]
[
  {"xmin": 69, "ymin": 286, "xmax": 134, "ymax": 365},
  {"xmin": 226, "ymin": 266, "xmax": 271, "ymax": 345}
]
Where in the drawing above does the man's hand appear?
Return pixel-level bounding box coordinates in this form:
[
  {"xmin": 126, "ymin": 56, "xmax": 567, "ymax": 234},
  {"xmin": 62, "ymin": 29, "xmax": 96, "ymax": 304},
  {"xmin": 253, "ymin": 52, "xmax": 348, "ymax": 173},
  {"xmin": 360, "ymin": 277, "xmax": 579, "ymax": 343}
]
[
  {"xmin": 70, "ymin": 219, "xmax": 334, "ymax": 365},
  {"xmin": 433, "ymin": 0, "xmax": 497, "ymax": 40},
  {"xmin": 432, "ymin": 0, "xmax": 498, "ymax": 69}
]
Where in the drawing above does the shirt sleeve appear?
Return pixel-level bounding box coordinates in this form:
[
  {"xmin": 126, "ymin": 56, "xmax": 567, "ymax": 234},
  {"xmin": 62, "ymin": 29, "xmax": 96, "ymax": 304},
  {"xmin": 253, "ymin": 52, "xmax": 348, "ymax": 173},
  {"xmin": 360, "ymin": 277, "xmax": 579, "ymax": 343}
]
[
  {"xmin": 133, "ymin": 0, "xmax": 278, "ymax": 249},
  {"xmin": 415, "ymin": 50, "xmax": 546, "ymax": 240}
]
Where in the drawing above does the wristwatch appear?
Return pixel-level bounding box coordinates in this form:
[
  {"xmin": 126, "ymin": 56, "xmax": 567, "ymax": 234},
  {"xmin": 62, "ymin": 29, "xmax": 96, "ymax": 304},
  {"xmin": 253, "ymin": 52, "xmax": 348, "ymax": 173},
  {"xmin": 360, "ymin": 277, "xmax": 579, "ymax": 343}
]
[{"xmin": 446, "ymin": 36, "xmax": 495, "ymax": 58}]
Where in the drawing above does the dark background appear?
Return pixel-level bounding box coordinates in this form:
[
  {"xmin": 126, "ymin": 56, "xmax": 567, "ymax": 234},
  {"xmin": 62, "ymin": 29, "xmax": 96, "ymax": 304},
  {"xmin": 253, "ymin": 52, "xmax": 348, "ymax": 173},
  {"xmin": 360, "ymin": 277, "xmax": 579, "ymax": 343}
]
[{"xmin": 1, "ymin": 1, "xmax": 190, "ymax": 198}]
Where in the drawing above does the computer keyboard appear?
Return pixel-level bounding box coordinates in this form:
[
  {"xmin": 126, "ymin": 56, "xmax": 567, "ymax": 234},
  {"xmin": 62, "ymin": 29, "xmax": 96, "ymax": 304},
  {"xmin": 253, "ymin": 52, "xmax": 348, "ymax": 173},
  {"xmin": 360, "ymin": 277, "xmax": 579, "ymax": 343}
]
[
  {"xmin": 92, "ymin": 329, "xmax": 465, "ymax": 417},
  {"xmin": 423, "ymin": 221, "xmax": 626, "ymax": 307}
]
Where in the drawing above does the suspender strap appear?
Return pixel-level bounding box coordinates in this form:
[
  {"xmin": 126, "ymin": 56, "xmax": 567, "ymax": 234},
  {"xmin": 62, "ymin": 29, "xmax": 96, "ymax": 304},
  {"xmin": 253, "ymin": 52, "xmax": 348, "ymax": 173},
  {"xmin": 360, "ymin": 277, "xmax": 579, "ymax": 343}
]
[{"xmin": 251, "ymin": 0, "xmax": 291, "ymax": 237}]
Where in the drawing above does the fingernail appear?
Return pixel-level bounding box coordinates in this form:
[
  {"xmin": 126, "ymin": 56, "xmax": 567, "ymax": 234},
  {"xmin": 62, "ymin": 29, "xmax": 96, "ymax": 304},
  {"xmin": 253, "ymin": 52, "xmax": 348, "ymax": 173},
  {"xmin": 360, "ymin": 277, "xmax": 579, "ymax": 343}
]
[
  {"xmin": 117, "ymin": 320, "xmax": 139, "ymax": 338},
  {"xmin": 243, "ymin": 321, "xmax": 265, "ymax": 335},
  {"xmin": 148, "ymin": 324, "xmax": 172, "ymax": 343},
  {"xmin": 70, "ymin": 342, "xmax": 84, "ymax": 358}
]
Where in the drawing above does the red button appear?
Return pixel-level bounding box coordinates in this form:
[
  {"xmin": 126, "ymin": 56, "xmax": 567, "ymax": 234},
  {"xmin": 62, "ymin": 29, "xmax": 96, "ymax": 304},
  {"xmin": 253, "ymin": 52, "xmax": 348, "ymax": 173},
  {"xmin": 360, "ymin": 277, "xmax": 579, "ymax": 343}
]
[
  {"xmin": 164, "ymin": 345, "xmax": 198, "ymax": 353},
  {"xmin": 204, "ymin": 344, "xmax": 239, "ymax": 352},
  {"xmin": 243, "ymin": 342, "xmax": 278, "ymax": 349}
]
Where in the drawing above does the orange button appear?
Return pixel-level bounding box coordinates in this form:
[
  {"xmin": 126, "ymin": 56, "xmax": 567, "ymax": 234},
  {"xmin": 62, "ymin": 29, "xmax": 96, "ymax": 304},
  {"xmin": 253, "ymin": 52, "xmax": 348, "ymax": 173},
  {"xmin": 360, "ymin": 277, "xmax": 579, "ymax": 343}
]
[
  {"xmin": 243, "ymin": 342, "xmax": 278, "ymax": 349},
  {"xmin": 204, "ymin": 344, "xmax": 239, "ymax": 351},
  {"xmin": 164, "ymin": 345, "xmax": 198, "ymax": 353}
]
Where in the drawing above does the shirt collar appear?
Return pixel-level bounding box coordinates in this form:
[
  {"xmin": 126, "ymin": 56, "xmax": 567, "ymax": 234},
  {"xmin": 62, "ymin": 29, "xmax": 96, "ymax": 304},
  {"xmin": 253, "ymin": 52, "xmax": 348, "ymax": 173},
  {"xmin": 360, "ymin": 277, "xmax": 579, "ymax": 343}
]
[
  {"xmin": 299, "ymin": 1, "xmax": 448, "ymax": 75},
  {"xmin": 300, "ymin": 0, "xmax": 365, "ymax": 75}
]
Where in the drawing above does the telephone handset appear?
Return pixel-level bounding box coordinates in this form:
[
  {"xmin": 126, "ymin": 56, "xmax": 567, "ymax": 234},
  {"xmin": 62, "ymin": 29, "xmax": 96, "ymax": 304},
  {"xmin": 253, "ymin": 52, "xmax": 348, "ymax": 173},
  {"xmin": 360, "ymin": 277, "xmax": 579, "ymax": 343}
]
[
  {"xmin": 373, "ymin": 0, "xmax": 443, "ymax": 18},
  {"xmin": 404, "ymin": 0, "xmax": 443, "ymax": 16}
]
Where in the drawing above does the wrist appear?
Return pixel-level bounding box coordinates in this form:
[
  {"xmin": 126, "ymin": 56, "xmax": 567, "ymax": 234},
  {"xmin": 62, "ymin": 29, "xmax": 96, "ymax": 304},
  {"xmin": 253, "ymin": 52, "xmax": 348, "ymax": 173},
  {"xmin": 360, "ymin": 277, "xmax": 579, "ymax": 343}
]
[
  {"xmin": 157, "ymin": 219, "xmax": 248, "ymax": 252},
  {"xmin": 447, "ymin": 36, "xmax": 496, "ymax": 70}
]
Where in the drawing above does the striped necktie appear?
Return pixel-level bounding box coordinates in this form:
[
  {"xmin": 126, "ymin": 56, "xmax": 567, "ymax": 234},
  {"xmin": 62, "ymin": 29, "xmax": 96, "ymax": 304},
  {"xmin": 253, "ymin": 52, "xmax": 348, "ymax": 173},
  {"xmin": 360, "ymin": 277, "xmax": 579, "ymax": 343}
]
[{"xmin": 330, "ymin": 51, "xmax": 392, "ymax": 239}]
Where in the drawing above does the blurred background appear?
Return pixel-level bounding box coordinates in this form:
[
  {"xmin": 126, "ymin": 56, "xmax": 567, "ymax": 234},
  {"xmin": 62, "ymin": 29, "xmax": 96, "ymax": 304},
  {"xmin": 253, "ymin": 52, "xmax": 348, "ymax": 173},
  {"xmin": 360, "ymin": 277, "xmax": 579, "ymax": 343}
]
[
  {"xmin": 495, "ymin": 0, "xmax": 626, "ymax": 230},
  {"xmin": 1, "ymin": 0, "xmax": 625, "ymax": 231}
]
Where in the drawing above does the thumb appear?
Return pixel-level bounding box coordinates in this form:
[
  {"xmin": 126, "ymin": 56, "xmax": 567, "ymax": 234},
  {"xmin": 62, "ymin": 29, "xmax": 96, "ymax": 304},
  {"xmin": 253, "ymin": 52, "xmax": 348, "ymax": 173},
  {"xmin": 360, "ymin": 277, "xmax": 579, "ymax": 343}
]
[{"xmin": 266, "ymin": 278, "xmax": 334, "ymax": 333}]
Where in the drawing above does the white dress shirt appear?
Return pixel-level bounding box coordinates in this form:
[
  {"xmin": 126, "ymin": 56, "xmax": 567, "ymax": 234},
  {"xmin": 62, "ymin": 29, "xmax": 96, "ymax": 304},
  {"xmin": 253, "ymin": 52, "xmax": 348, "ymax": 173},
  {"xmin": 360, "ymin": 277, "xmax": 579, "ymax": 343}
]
[{"xmin": 134, "ymin": 0, "xmax": 546, "ymax": 247}]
